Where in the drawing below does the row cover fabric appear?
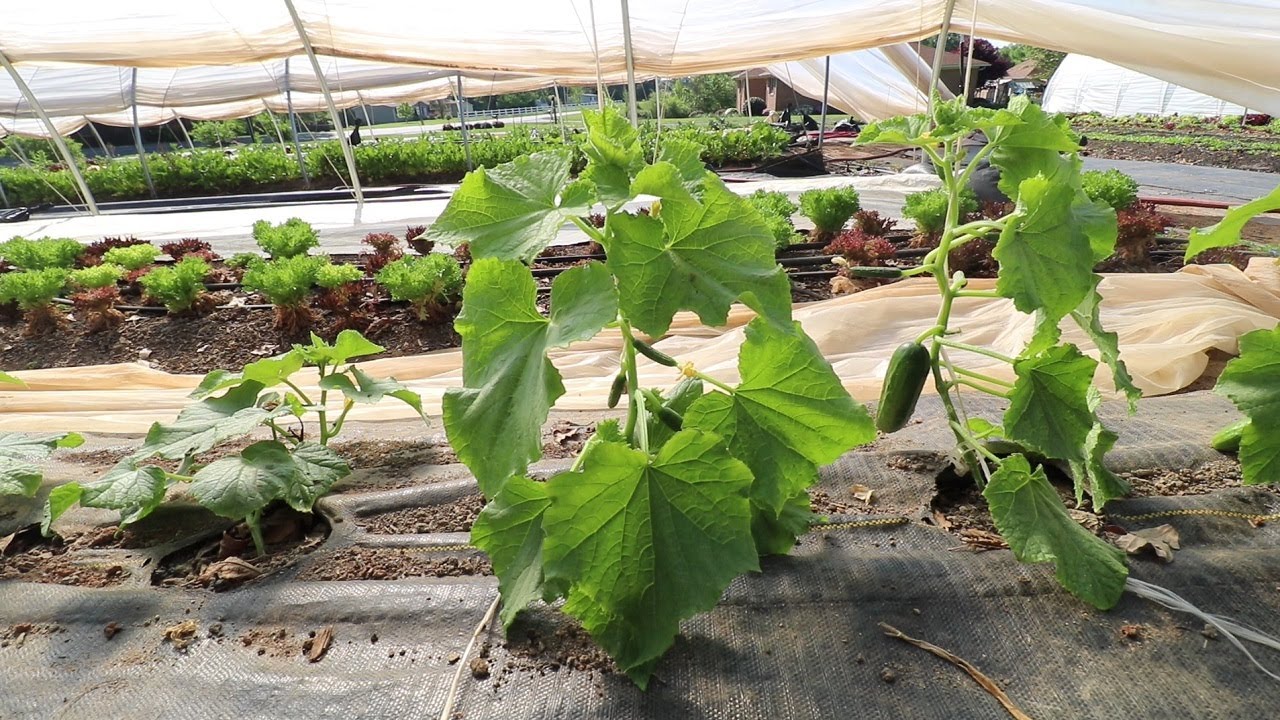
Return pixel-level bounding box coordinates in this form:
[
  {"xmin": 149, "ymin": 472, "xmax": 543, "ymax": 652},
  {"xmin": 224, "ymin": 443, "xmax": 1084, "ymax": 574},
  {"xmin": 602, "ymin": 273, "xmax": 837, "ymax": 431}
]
[
  {"xmin": 1044, "ymin": 54, "xmax": 1249, "ymax": 117},
  {"xmin": 1, "ymin": 1, "xmax": 1277, "ymax": 125},
  {"xmin": 2, "ymin": 260, "xmax": 1276, "ymax": 434}
]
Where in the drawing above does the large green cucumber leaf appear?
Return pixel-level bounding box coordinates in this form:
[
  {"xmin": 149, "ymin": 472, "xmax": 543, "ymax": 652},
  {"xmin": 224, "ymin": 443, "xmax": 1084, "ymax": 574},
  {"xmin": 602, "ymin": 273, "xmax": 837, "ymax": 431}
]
[
  {"xmin": 79, "ymin": 461, "xmax": 170, "ymax": 526},
  {"xmin": 984, "ymin": 454, "xmax": 1128, "ymax": 609},
  {"xmin": 995, "ymin": 174, "xmax": 1097, "ymax": 322},
  {"xmin": 189, "ymin": 440, "xmax": 297, "ymax": 520},
  {"xmin": 443, "ymin": 259, "xmax": 617, "ymax": 496},
  {"xmin": 426, "ymin": 149, "xmax": 593, "ymax": 262},
  {"xmin": 608, "ymin": 163, "xmax": 790, "ymax": 336},
  {"xmin": 542, "ymin": 430, "xmax": 757, "ymax": 687},
  {"xmin": 685, "ymin": 318, "xmax": 873, "ymax": 548},
  {"xmin": 1004, "ymin": 344, "xmax": 1127, "ymax": 508},
  {"xmin": 581, "ymin": 108, "xmax": 645, "ymax": 208},
  {"xmin": 1215, "ymin": 325, "xmax": 1280, "ymax": 484},
  {"xmin": 138, "ymin": 382, "xmax": 284, "ymax": 461}
]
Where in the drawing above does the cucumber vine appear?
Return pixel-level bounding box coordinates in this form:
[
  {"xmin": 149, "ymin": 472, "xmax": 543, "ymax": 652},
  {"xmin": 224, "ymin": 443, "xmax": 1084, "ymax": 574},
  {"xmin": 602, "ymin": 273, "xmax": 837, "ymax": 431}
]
[
  {"xmin": 428, "ymin": 107, "xmax": 875, "ymax": 686},
  {"xmin": 856, "ymin": 98, "xmax": 1143, "ymax": 608}
]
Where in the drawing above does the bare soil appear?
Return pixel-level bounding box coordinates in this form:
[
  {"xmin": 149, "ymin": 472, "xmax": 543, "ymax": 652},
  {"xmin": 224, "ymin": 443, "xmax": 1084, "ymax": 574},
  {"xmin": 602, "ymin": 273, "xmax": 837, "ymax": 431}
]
[
  {"xmin": 1083, "ymin": 139, "xmax": 1280, "ymax": 174},
  {"xmin": 297, "ymin": 546, "xmax": 491, "ymax": 581},
  {"xmin": 360, "ymin": 494, "xmax": 486, "ymax": 535}
]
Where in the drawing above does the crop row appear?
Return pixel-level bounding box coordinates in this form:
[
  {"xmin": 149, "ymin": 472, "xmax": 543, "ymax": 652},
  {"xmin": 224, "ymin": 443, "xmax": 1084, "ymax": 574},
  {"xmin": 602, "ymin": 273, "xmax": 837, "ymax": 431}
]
[{"xmin": 0, "ymin": 123, "xmax": 791, "ymax": 207}]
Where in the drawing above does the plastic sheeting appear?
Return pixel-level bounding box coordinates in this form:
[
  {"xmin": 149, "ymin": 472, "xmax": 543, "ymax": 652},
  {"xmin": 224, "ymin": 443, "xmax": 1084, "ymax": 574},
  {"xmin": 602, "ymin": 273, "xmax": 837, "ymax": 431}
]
[
  {"xmin": 2, "ymin": 259, "xmax": 1277, "ymax": 434},
  {"xmin": 763, "ymin": 44, "xmax": 954, "ymax": 121},
  {"xmin": 2, "ymin": 1, "xmax": 1278, "ymax": 128},
  {"xmin": 1044, "ymin": 54, "xmax": 1249, "ymax": 117},
  {"xmin": 0, "ymin": 48, "xmax": 943, "ymax": 138}
]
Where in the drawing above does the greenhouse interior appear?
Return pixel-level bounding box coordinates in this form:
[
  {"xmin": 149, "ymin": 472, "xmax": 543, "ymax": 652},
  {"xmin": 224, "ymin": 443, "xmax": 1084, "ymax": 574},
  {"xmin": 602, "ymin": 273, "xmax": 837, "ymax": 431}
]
[{"xmin": 1, "ymin": 1, "xmax": 1279, "ymax": 718}]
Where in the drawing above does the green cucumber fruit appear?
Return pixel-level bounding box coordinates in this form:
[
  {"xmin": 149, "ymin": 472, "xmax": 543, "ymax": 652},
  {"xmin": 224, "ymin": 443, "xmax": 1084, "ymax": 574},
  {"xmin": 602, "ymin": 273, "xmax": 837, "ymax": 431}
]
[
  {"xmin": 634, "ymin": 338, "xmax": 678, "ymax": 367},
  {"xmin": 1211, "ymin": 418, "xmax": 1248, "ymax": 453},
  {"xmin": 607, "ymin": 371, "xmax": 627, "ymax": 409},
  {"xmin": 876, "ymin": 342, "xmax": 931, "ymax": 433}
]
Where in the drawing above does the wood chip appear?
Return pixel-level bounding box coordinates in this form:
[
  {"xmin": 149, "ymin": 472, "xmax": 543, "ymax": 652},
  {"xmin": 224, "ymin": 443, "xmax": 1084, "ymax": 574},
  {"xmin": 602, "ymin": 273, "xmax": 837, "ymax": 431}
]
[
  {"xmin": 305, "ymin": 626, "xmax": 334, "ymax": 663},
  {"xmin": 850, "ymin": 484, "xmax": 875, "ymax": 505}
]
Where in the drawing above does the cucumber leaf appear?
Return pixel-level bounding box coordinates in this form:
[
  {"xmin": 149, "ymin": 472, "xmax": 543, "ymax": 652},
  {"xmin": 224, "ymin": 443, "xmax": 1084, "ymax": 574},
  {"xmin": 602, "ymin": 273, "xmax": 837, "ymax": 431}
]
[
  {"xmin": 581, "ymin": 108, "xmax": 645, "ymax": 209},
  {"xmin": 984, "ymin": 454, "xmax": 1128, "ymax": 609},
  {"xmin": 426, "ymin": 149, "xmax": 592, "ymax": 262},
  {"xmin": 995, "ymin": 174, "xmax": 1096, "ymax": 322},
  {"xmin": 1070, "ymin": 278, "xmax": 1141, "ymax": 412},
  {"xmin": 191, "ymin": 350, "xmax": 304, "ymax": 399},
  {"xmin": 685, "ymin": 318, "xmax": 873, "ymax": 544},
  {"xmin": 296, "ymin": 329, "xmax": 386, "ymax": 368},
  {"xmin": 542, "ymin": 430, "xmax": 757, "ymax": 687},
  {"xmin": 1185, "ymin": 182, "xmax": 1280, "ymax": 262},
  {"xmin": 319, "ymin": 367, "xmax": 425, "ymax": 420},
  {"xmin": 609, "ymin": 165, "xmax": 791, "ymax": 336},
  {"xmin": 1215, "ymin": 325, "xmax": 1280, "ymax": 484},
  {"xmin": 0, "ymin": 431, "xmax": 84, "ymax": 497},
  {"xmin": 285, "ymin": 442, "xmax": 350, "ymax": 511},
  {"xmin": 139, "ymin": 382, "xmax": 284, "ymax": 461},
  {"xmin": 1004, "ymin": 344, "xmax": 1126, "ymax": 508},
  {"xmin": 0, "ymin": 371, "xmax": 24, "ymax": 386},
  {"xmin": 189, "ymin": 440, "xmax": 296, "ymax": 520},
  {"xmin": 443, "ymin": 259, "xmax": 617, "ymax": 496},
  {"xmin": 470, "ymin": 476, "xmax": 555, "ymax": 629},
  {"xmin": 79, "ymin": 461, "xmax": 169, "ymax": 526}
]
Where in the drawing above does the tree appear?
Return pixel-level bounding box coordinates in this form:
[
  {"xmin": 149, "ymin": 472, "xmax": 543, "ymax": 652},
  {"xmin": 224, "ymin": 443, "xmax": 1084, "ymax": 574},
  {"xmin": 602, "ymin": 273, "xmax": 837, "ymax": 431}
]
[
  {"xmin": 396, "ymin": 103, "xmax": 419, "ymax": 122},
  {"xmin": 960, "ymin": 39, "xmax": 1013, "ymax": 84},
  {"xmin": 999, "ymin": 45, "xmax": 1067, "ymax": 80},
  {"xmin": 189, "ymin": 120, "xmax": 242, "ymax": 147},
  {"xmin": 684, "ymin": 74, "xmax": 737, "ymax": 114}
]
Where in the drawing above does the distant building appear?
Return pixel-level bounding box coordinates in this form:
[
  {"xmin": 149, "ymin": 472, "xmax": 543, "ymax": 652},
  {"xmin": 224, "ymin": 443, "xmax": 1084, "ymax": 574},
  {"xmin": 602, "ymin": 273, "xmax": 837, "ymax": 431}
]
[
  {"xmin": 906, "ymin": 42, "xmax": 989, "ymax": 102},
  {"xmin": 734, "ymin": 69, "xmax": 825, "ymax": 116}
]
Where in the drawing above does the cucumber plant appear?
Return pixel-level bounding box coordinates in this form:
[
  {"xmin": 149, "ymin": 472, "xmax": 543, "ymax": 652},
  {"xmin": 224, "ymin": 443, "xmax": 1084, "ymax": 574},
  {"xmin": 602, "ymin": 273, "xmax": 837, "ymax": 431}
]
[
  {"xmin": 854, "ymin": 97, "xmax": 1143, "ymax": 610},
  {"xmin": 42, "ymin": 330, "xmax": 424, "ymax": 555},
  {"xmin": 427, "ymin": 107, "xmax": 875, "ymax": 687}
]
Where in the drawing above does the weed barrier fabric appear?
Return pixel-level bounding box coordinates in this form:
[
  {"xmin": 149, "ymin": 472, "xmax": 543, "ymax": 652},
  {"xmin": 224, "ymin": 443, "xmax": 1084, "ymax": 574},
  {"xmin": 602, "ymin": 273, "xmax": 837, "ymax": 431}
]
[
  {"xmin": 3, "ymin": 260, "xmax": 1278, "ymax": 434},
  {"xmin": 2, "ymin": 393, "xmax": 1279, "ymax": 719}
]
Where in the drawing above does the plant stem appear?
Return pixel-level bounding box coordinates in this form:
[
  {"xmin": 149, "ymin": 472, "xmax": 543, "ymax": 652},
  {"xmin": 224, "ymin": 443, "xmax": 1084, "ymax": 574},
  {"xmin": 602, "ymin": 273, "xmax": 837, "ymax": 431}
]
[
  {"xmin": 694, "ymin": 370, "xmax": 735, "ymax": 394},
  {"xmin": 282, "ymin": 379, "xmax": 314, "ymax": 406},
  {"xmin": 618, "ymin": 317, "xmax": 642, "ymax": 447},
  {"xmin": 954, "ymin": 290, "xmax": 1002, "ymax": 299},
  {"xmin": 937, "ymin": 338, "xmax": 1016, "ymax": 365},
  {"xmin": 924, "ymin": 139, "xmax": 987, "ymax": 479},
  {"xmin": 164, "ymin": 471, "xmax": 197, "ymax": 484},
  {"xmin": 246, "ymin": 509, "xmax": 267, "ymax": 557},
  {"xmin": 570, "ymin": 215, "xmax": 607, "ymax": 244},
  {"xmin": 327, "ymin": 399, "xmax": 356, "ymax": 441},
  {"xmin": 316, "ymin": 366, "xmax": 330, "ymax": 446},
  {"xmin": 949, "ymin": 366, "xmax": 1014, "ymax": 388},
  {"xmin": 950, "ymin": 218, "xmax": 1005, "ymax": 237},
  {"xmin": 949, "ymin": 379, "xmax": 1012, "ymax": 398}
]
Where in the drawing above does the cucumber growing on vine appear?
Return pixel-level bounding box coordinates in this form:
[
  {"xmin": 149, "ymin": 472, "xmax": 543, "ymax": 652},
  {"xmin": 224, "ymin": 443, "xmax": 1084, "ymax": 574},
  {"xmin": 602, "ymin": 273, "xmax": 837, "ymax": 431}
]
[
  {"xmin": 1211, "ymin": 418, "xmax": 1248, "ymax": 453},
  {"xmin": 634, "ymin": 338, "xmax": 678, "ymax": 367},
  {"xmin": 875, "ymin": 342, "xmax": 930, "ymax": 433}
]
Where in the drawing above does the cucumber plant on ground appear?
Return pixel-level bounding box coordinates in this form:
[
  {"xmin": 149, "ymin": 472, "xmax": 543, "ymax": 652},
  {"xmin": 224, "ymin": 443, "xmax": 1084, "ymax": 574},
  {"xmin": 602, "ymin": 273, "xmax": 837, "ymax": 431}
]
[
  {"xmin": 427, "ymin": 107, "xmax": 876, "ymax": 686},
  {"xmin": 36, "ymin": 330, "xmax": 424, "ymax": 555},
  {"xmin": 853, "ymin": 97, "xmax": 1143, "ymax": 609}
]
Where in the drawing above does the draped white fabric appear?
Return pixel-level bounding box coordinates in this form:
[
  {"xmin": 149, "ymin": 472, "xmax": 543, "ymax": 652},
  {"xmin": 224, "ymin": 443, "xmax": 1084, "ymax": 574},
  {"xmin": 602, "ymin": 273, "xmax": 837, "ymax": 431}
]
[
  {"xmin": 764, "ymin": 45, "xmax": 955, "ymax": 121},
  {"xmin": 0, "ymin": 0, "xmax": 1277, "ymax": 135},
  {"xmin": 1043, "ymin": 54, "xmax": 1250, "ymax": 117}
]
